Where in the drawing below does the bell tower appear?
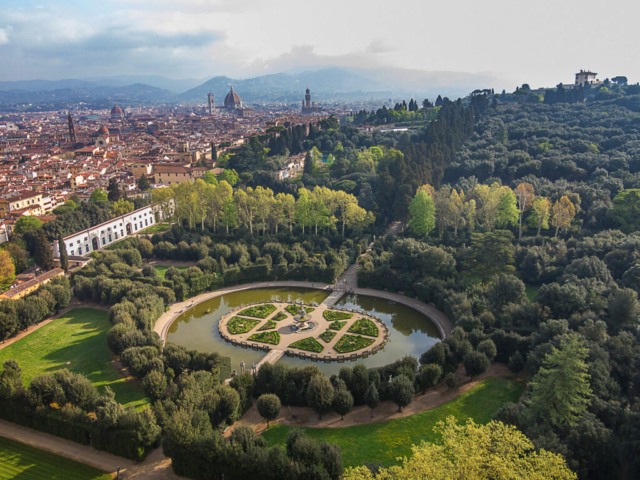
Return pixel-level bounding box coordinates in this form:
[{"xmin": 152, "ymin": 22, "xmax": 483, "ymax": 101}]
[{"xmin": 68, "ymin": 111, "xmax": 77, "ymax": 145}]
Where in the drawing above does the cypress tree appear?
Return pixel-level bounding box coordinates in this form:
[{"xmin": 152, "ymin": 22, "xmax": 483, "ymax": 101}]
[
  {"xmin": 58, "ymin": 233, "xmax": 69, "ymax": 273},
  {"xmin": 34, "ymin": 230, "xmax": 54, "ymax": 270}
]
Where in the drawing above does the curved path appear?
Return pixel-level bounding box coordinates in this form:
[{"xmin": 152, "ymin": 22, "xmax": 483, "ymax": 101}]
[
  {"xmin": 153, "ymin": 281, "xmax": 453, "ymax": 344},
  {"xmin": 226, "ymin": 364, "xmax": 510, "ymax": 436}
]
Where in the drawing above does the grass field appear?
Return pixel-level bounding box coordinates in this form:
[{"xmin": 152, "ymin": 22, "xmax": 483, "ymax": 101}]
[
  {"xmin": 0, "ymin": 436, "xmax": 111, "ymax": 480},
  {"xmin": 0, "ymin": 308, "xmax": 148, "ymax": 408},
  {"xmin": 154, "ymin": 265, "xmax": 187, "ymax": 280},
  {"xmin": 262, "ymin": 377, "xmax": 523, "ymax": 468}
]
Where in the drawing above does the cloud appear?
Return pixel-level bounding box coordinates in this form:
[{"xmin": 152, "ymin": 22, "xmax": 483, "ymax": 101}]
[{"xmin": 0, "ymin": 29, "xmax": 9, "ymax": 46}]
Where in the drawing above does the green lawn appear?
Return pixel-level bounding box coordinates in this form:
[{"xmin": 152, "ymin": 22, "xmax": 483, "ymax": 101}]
[
  {"xmin": 154, "ymin": 265, "xmax": 187, "ymax": 280},
  {"xmin": 140, "ymin": 222, "xmax": 170, "ymax": 234},
  {"xmin": 525, "ymin": 285, "xmax": 540, "ymax": 301},
  {"xmin": 0, "ymin": 308, "xmax": 148, "ymax": 408},
  {"xmin": 262, "ymin": 377, "xmax": 523, "ymax": 468},
  {"xmin": 0, "ymin": 436, "xmax": 111, "ymax": 480}
]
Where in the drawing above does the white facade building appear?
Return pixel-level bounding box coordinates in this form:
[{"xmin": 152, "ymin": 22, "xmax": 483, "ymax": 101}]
[{"xmin": 53, "ymin": 204, "xmax": 159, "ymax": 257}]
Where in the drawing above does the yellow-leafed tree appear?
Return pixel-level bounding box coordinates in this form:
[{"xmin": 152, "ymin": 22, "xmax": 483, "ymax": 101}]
[{"xmin": 343, "ymin": 417, "xmax": 576, "ymax": 480}]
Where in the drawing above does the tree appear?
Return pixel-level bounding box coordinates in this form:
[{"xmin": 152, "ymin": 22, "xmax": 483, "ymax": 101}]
[
  {"xmin": 218, "ymin": 168, "xmax": 239, "ymax": 186},
  {"xmin": 465, "ymin": 230, "xmax": 515, "ymax": 283},
  {"xmin": 111, "ymin": 199, "xmax": 134, "ymax": 217},
  {"xmin": 1, "ymin": 244, "xmax": 27, "ymax": 275},
  {"xmin": 508, "ymin": 351, "xmax": 525, "ymax": 375},
  {"xmin": 364, "ymin": 383, "xmax": 379, "ymax": 418},
  {"xmin": 527, "ymin": 333, "xmax": 592, "ymax": 428},
  {"xmin": 477, "ymin": 339, "xmax": 497, "ymax": 362},
  {"xmin": 420, "ymin": 364, "xmax": 442, "ymax": 393},
  {"xmin": 463, "ymin": 351, "xmax": 490, "ymax": 379},
  {"xmin": 137, "ymin": 174, "xmax": 150, "ymax": 191},
  {"xmin": 0, "ymin": 250, "xmax": 15, "ymax": 291},
  {"xmin": 551, "ymin": 195, "xmax": 576, "ymax": 237},
  {"xmin": 14, "ymin": 216, "xmax": 44, "ymax": 238},
  {"xmin": 151, "ymin": 187, "xmax": 175, "ymax": 225},
  {"xmin": 57, "ymin": 233, "xmax": 68, "ymax": 273},
  {"xmin": 256, "ymin": 393, "xmax": 281, "ymax": 428},
  {"xmin": 202, "ymin": 170, "xmax": 218, "ymax": 185},
  {"xmin": 611, "ymin": 189, "xmax": 640, "ymax": 233},
  {"xmin": 390, "ymin": 375, "xmax": 414, "ymax": 412},
  {"xmin": 34, "ymin": 230, "xmax": 54, "ymax": 270},
  {"xmin": 107, "ymin": 178, "xmax": 123, "ymax": 202},
  {"xmin": 514, "ymin": 183, "xmax": 535, "ymax": 241},
  {"xmin": 306, "ymin": 374, "xmax": 334, "ymax": 419},
  {"xmin": 342, "ymin": 417, "xmax": 577, "ymax": 480},
  {"xmin": 529, "ymin": 197, "xmax": 551, "ymax": 236},
  {"xmin": 496, "ymin": 190, "xmax": 518, "ymax": 229},
  {"xmin": 408, "ymin": 190, "xmax": 436, "ymax": 236},
  {"xmin": 607, "ymin": 288, "xmax": 639, "ymax": 332},
  {"xmin": 332, "ymin": 388, "xmax": 354, "ymax": 420},
  {"xmin": 474, "ymin": 183, "xmax": 513, "ymax": 231},
  {"xmin": 138, "ymin": 239, "xmax": 154, "ymax": 263},
  {"xmin": 90, "ymin": 188, "xmax": 108, "ymax": 203}
]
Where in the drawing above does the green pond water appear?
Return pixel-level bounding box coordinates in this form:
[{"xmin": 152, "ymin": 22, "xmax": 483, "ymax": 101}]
[{"xmin": 167, "ymin": 287, "xmax": 441, "ymax": 375}]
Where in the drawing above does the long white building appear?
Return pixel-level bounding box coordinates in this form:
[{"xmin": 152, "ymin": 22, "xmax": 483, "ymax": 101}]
[{"xmin": 53, "ymin": 204, "xmax": 159, "ymax": 257}]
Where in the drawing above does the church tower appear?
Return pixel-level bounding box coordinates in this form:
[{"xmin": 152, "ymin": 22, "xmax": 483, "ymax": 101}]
[
  {"xmin": 67, "ymin": 111, "xmax": 77, "ymax": 145},
  {"xmin": 207, "ymin": 93, "xmax": 215, "ymax": 115},
  {"xmin": 305, "ymin": 88, "xmax": 311, "ymax": 108}
]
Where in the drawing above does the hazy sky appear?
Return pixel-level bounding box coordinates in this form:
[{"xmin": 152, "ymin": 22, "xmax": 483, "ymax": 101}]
[{"xmin": 1, "ymin": 0, "xmax": 638, "ymax": 89}]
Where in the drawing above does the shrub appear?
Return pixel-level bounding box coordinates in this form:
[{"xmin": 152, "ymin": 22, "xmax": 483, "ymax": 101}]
[
  {"xmin": 289, "ymin": 337, "xmax": 324, "ymax": 353},
  {"xmin": 347, "ymin": 318, "xmax": 379, "ymax": 337},
  {"xmin": 320, "ymin": 330, "xmax": 337, "ymax": 343},
  {"xmin": 248, "ymin": 331, "xmax": 281, "ymax": 345},
  {"xmin": 238, "ymin": 303, "xmax": 277, "ymax": 318},
  {"xmin": 328, "ymin": 320, "xmax": 347, "ymax": 330},
  {"xmin": 323, "ymin": 310, "xmax": 354, "ymax": 321},
  {"xmin": 334, "ymin": 335, "xmax": 374, "ymax": 354},
  {"xmin": 227, "ymin": 316, "xmax": 260, "ymax": 334}
]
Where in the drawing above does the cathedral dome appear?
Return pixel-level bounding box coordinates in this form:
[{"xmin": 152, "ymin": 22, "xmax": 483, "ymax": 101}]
[
  {"xmin": 111, "ymin": 106, "xmax": 124, "ymax": 115},
  {"xmin": 224, "ymin": 86, "xmax": 242, "ymax": 108},
  {"xmin": 97, "ymin": 125, "xmax": 109, "ymax": 135}
]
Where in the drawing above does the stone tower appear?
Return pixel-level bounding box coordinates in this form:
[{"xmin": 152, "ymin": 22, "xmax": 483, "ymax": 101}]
[
  {"xmin": 305, "ymin": 88, "xmax": 311, "ymax": 108},
  {"xmin": 67, "ymin": 111, "xmax": 76, "ymax": 144},
  {"xmin": 207, "ymin": 93, "xmax": 215, "ymax": 115}
]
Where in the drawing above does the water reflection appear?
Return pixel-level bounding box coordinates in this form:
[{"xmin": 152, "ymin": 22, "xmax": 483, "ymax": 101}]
[{"xmin": 167, "ymin": 288, "xmax": 441, "ymax": 375}]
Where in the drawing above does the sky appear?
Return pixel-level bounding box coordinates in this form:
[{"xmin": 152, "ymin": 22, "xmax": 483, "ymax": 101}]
[{"xmin": 1, "ymin": 0, "xmax": 639, "ymax": 90}]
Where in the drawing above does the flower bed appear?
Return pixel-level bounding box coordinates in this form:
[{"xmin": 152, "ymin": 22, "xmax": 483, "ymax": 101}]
[
  {"xmin": 238, "ymin": 304, "xmax": 277, "ymax": 319},
  {"xmin": 272, "ymin": 311, "xmax": 288, "ymax": 321},
  {"xmin": 258, "ymin": 320, "xmax": 277, "ymax": 331},
  {"xmin": 319, "ymin": 330, "xmax": 337, "ymax": 343},
  {"xmin": 288, "ymin": 337, "xmax": 324, "ymax": 353},
  {"xmin": 248, "ymin": 331, "xmax": 281, "ymax": 345},
  {"xmin": 347, "ymin": 318, "xmax": 379, "ymax": 337},
  {"xmin": 323, "ymin": 310, "xmax": 354, "ymax": 321},
  {"xmin": 285, "ymin": 304, "xmax": 315, "ymax": 316},
  {"xmin": 334, "ymin": 334, "xmax": 375, "ymax": 353},
  {"xmin": 328, "ymin": 320, "xmax": 347, "ymax": 331},
  {"xmin": 227, "ymin": 317, "xmax": 260, "ymax": 334}
]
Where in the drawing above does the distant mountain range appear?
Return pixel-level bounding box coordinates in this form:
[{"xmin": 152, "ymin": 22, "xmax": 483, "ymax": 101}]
[{"xmin": 0, "ymin": 67, "xmax": 503, "ymax": 107}]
